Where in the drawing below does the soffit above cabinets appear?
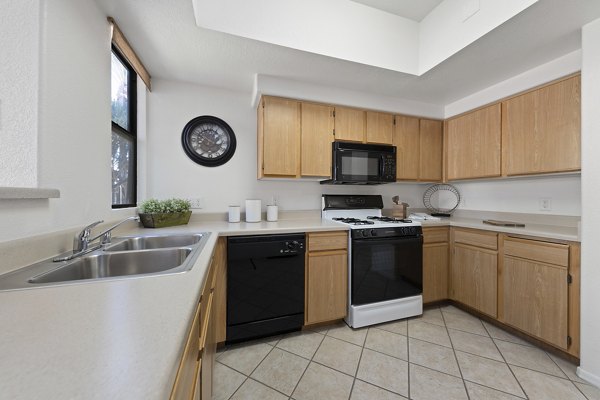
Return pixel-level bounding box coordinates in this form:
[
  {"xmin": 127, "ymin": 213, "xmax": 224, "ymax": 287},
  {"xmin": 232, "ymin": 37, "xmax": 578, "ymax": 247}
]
[{"xmin": 191, "ymin": 0, "xmax": 538, "ymax": 75}]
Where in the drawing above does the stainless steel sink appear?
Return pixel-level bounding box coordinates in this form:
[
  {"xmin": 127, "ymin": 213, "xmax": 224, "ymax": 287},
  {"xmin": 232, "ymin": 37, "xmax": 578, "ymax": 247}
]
[
  {"xmin": 29, "ymin": 248, "xmax": 192, "ymax": 284},
  {"xmin": 104, "ymin": 234, "xmax": 203, "ymax": 252},
  {"xmin": 0, "ymin": 232, "xmax": 210, "ymax": 291}
]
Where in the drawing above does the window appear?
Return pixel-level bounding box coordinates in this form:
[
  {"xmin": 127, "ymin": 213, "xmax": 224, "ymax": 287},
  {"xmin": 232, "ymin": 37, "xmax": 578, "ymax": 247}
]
[{"xmin": 111, "ymin": 47, "xmax": 137, "ymax": 208}]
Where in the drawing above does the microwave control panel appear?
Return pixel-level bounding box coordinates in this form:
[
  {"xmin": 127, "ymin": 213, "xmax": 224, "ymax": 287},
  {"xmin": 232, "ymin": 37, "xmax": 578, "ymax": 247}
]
[{"xmin": 382, "ymin": 154, "xmax": 396, "ymax": 180}]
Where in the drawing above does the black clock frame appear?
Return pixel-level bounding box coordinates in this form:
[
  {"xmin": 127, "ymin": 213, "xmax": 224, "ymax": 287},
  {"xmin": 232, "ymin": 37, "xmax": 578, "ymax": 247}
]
[{"xmin": 181, "ymin": 115, "xmax": 237, "ymax": 167}]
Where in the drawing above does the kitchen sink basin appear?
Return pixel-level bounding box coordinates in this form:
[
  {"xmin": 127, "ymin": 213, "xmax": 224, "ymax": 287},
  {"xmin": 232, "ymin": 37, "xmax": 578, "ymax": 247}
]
[
  {"xmin": 104, "ymin": 234, "xmax": 203, "ymax": 251},
  {"xmin": 0, "ymin": 232, "xmax": 211, "ymax": 291},
  {"xmin": 28, "ymin": 248, "xmax": 192, "ymax": 284}
]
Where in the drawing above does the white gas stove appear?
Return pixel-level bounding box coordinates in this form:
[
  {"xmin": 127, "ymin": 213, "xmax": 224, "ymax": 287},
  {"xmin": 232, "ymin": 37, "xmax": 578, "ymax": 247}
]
[{"xmin": 322, "ymin": 194, "xmax": 423, "ymax": 328}]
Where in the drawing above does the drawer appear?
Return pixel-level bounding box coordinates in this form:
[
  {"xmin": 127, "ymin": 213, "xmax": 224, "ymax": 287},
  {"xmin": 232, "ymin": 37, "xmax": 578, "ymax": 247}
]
[
  {"xmin": 423, "ymin": 227, "xmax": 449, "ymax": 244},
  {"xmin": 453, "ymin": 228, "xmax": 498, "ymax": 250},
  {"xmin": 504, "ymin": 237, "xmax": 569, "ymax": 267},
  {"xmin": 308, "ymin": 231, "xmax": 348, "ymax": 252}
]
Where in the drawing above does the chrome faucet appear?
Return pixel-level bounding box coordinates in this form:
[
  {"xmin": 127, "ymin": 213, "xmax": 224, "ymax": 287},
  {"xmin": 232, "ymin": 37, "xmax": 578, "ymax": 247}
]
[
  {"xmin": 54, "ymin": 216, "xmax": 140, "ymax": 262},
  {"xmin": 89, "ymin": 216, "xmax": 140, "ymax": 245}
]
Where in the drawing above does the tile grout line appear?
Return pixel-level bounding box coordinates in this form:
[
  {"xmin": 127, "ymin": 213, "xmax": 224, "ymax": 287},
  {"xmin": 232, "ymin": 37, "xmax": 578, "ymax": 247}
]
[
  {"xmin": 406, "ymin": 320, "xmax": 411, "ymax": 400},
  {"xmin": 482, "ymin": 319, "xmax": 529, "ymax": 399},
  {"xmin": 287, "ymin": 329, "xmax": 327, "ymax": 399},
  {"xmin": 545, "ymin": 354, "xmax": 594, "ymax": 400},
  {"xmin": 439, "ymin": 308, "xmax": 473, "ymax": 400}
]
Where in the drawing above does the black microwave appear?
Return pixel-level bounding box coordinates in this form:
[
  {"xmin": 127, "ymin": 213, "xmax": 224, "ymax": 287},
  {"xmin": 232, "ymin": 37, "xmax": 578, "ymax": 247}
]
[{"xmin": 320, "ymin": 141, "xmax": 396, "ymax": 185}]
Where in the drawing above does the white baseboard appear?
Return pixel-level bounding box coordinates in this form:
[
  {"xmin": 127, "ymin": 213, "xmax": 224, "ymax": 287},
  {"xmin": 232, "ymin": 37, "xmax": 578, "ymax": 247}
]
[{"xmin": 577, "ymin": 367, "xmax": 600, "ymax": 388}]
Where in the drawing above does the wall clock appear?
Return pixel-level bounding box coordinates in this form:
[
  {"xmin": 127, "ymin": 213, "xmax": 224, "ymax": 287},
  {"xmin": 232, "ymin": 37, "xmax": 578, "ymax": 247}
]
[{"xmin": 181, "ymin": 115, "xmax": 236, "ymax": 167}]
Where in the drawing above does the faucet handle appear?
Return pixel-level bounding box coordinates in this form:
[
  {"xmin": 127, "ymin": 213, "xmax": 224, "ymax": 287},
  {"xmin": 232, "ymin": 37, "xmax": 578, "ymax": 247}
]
[
  {"xmin": 73, "ymin": 220, "xmax": 103, "ymax": 252},
  {"xmin": 79, "ymin": 220, "xmax": 103, "ymax": 238}
]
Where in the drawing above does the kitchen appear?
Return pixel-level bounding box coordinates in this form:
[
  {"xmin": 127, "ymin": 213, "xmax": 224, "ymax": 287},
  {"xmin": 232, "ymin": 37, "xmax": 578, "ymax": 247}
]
[{"xmin": 1, "ymin": 0, "xmax": 600, "ymax": 399}]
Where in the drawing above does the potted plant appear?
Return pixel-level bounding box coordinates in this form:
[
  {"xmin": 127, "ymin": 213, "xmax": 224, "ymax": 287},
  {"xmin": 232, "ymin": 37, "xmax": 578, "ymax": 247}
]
[{"xmin": 138, "ymin": 198, "xmax": 192, "ymax": 228}]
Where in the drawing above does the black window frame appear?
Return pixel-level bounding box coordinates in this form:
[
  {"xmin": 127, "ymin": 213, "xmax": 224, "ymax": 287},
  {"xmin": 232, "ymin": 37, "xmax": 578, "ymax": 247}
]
[{"xmin": 111, "ymin": 45, "xmax": 137, "ymax": 209}]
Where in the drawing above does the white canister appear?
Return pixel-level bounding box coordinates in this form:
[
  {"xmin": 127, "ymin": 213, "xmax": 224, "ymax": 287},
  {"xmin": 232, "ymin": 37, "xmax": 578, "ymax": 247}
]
[
  {"xmin": 245, "ymin": 199, "xmax": 262, "ymax": 222},
  {"xmin": 267, "ymin": 205, "xmax": 278, "ymax": 222},
  {"xmin": 228, "ymin": 206, "xmax": 241, "ymax": 223}
]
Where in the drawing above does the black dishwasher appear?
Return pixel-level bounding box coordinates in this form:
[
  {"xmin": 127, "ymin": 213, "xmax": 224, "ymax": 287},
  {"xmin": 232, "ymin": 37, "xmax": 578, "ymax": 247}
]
[{"xmin": 227, "ymin": 233, "xmax": 305, "ymax": 344}]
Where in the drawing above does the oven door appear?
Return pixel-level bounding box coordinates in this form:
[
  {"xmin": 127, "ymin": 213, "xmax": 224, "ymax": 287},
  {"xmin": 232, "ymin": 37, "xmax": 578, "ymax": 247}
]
[{"xmin": 351, "ymin": 236, "xmax": 423, "ymax": 306}]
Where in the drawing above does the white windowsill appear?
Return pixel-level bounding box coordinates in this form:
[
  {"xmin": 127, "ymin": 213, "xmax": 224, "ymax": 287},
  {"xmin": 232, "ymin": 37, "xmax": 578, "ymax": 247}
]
[{"xmin": 0, "ymin": 187, "xmax": 60, "ymax": 199}]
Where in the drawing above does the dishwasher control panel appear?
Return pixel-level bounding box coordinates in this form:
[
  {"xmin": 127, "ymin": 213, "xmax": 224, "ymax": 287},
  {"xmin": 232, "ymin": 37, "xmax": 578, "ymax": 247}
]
[{"xmin": 281, "ymin": 240, "xmax": 304, "ymax": 254}]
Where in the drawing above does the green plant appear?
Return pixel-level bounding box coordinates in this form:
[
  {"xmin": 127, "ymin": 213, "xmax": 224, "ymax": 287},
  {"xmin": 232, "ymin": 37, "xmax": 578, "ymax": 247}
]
[{"xmin": 139, "ymin": 198, "xmax": 191, "ymax": 214}]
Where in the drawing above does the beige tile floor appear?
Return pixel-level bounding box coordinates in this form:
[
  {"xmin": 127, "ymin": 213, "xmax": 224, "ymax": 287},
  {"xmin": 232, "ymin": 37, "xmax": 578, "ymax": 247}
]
[{"xmin": 213, "ymin": 305, "xmax": 600, "ymax": 400}]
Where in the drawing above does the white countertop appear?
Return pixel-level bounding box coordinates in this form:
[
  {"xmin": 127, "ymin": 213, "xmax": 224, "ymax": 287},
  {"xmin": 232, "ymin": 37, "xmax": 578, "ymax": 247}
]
[
  {"xmin": 0, "ymin": 215, "xmax": 578, "ymax": 399},
  {"xmin": 420, "ymin": 216, "xmax": 580, "ymax": 242},
  {"xmin": 0, "ymin": 218, "xmax": 346, "ymax": 400}
]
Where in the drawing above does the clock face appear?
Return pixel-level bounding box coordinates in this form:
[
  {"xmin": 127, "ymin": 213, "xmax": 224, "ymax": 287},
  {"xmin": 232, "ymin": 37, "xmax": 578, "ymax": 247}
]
[{"xmin": 181, "ymin": 116, "xmax": 236, "ymax": 167}]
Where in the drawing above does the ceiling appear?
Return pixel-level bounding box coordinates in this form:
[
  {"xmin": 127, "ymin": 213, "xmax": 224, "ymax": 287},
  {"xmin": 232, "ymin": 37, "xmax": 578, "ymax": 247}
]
[
  {"xmin": 93, "ymin": 0, "xmax": 600, "ymax": 106},
  {"xmin": 349, "ymin": 0, "xmax": 444, "ymax": 21}
]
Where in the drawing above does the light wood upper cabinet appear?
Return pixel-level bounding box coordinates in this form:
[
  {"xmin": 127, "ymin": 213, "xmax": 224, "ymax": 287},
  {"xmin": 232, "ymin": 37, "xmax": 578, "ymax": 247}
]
[
  {"xmin": 393, "ymin": 117, "xmax": 443, "ymax": 182},
  {"xmin": 334, "ymin": 106, "xmax": 365, "ymax": 142},
  {"xmin": 258, "ymin": 97, "xmax": 301, "ymax": 177},
  {"xmin": 446, "ymin": 104, "xmax": 502, "ymax": 180},
  {"xmin": 419, "ymin": 119, "xmax": 443, "ymax": 182},
  {"xmin": 502, "ymin": 75, "xmax": 581, "ymax": 176},
  {"xmin": 366, "ymin": 111, "xmax": 394, "ymax": 144},
  {"xmin": 393, "ymin": 115, "xmax": 420, "ymax": 180},
  {"xmin": 305, "ymin": 232, "xmax": 348, "ymax": 325},
  {"xmin": 301, "ymin": 102, "xmax": 334, "ymax": 177}
]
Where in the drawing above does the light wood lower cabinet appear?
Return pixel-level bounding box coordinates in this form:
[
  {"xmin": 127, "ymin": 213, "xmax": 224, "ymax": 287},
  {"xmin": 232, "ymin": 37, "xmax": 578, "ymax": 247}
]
[
  {"xmin": 171, "ymin": 238, "xmax": 225, "ymax": 400},
  {"xmin": 502, "ymin": 237, "xmax": 571, "ymax": 350},
  {"xmin": 450, "ymin": 229, "xmax": 498, "ymax": 318},
  {"xmin": 422, "ymin": 227, "xmax": 449, "ymax": 303},
  {"xmin": 305, "ymin": 231, "xmax": 348, "ymax": 325}
]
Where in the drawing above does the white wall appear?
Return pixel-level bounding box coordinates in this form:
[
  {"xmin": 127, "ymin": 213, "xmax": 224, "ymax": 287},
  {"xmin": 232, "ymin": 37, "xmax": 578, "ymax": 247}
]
[
  {"xmin": 451, "ymin": 176, "xmax": 581, "ymax": 216},
  {"xmin": 147, "ymin": 79, "xmax": 425, "ymax": 213},
  {"xmin": 253, "ymin": 75, "xmax": 444, "ymax": 119},
  {"xmin": 0, "ymin": 0, "xmax": 135, "ymax": 243},
  {"xmin": 0, "ymin": 0, "xmax": 40, "ymax": 187},
  {"xmin": 578, "ymin": 18, "xmax": 600, "ymax": 387}
]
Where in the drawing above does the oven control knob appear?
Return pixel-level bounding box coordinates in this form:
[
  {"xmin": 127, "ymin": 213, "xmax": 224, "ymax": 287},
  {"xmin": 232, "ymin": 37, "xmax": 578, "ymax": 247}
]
[
  {"xmin": 370, "ymin": 229, "xmax": 377, "ymax": 237},
  {"xmin": 355, "ymin": 230, "xmax": 363, "ymax": 237},
  {"xmin": 410, "ymin": 227, "xmax": 417, "ymax": 235}
]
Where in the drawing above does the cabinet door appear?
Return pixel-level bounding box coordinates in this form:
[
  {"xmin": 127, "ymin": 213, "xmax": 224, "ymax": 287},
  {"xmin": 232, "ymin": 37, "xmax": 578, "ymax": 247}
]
[
  {"xmin": 393, "ymin": 115, "xmax": 420, "ymax": 180},
  {"xmin": 366, "ymin": 111, "xmax": 394, "ymax": 144},
  {"xmin": 502, "ymin": 75, "xmax": 581, "ymax": 175},
  {"xmin": 170, "ymin": 302, "xmax": 201, "ymax": 400},
  {"xmin": 451, "ymin": 244, "xmax": 497, "ymax": 317},
  {"xmin": 503, "ymin": 256, "xmax": 568, "ymax": 349},
  {"xmin": 419, "ymin": 119, "xmax": 443, "ymax": 182},
  {"xmin": 423, "ymin": 243, "xmax": 448, "ymax": 303},
  {"xmin": 334, "ymin": 106, "xmax": 365, "ymax": 142},
  {"xmin": 301, "ymin": 103, "xmax": 334, "ymax": 177},
  {"xmin": 261, "ymin": 97, "xmax": 301, "ymax": 176},
  {"xmin": 446, "ymin": 104, "xmax": 502, "ymax": 180},
  {"xmin": 306, "ymin": 251, "xmax": 348, "ymax": 324},
  {"xmin": 214, "ymin": 238, "xmax": 227, "ymax": 344},
  {"xmin": 201, "ymin": 292, "xmax": 216, "ymax": 400}
]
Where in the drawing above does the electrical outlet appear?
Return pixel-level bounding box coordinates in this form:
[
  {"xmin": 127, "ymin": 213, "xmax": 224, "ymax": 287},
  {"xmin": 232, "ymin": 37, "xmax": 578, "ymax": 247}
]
[
  {"xmin": 539, "ymin": 197, "xmax": 552, "ymax": 211},
  {"xmin": 189, "ymin": 197, "xmax": 204, "ymax": 209}
]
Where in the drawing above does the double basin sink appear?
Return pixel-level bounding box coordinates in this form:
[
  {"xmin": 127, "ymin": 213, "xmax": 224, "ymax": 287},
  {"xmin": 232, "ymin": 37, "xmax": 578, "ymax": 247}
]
[{"xmin": 0, "ymin": 233, "xmax": 210, "ymax": 290}]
